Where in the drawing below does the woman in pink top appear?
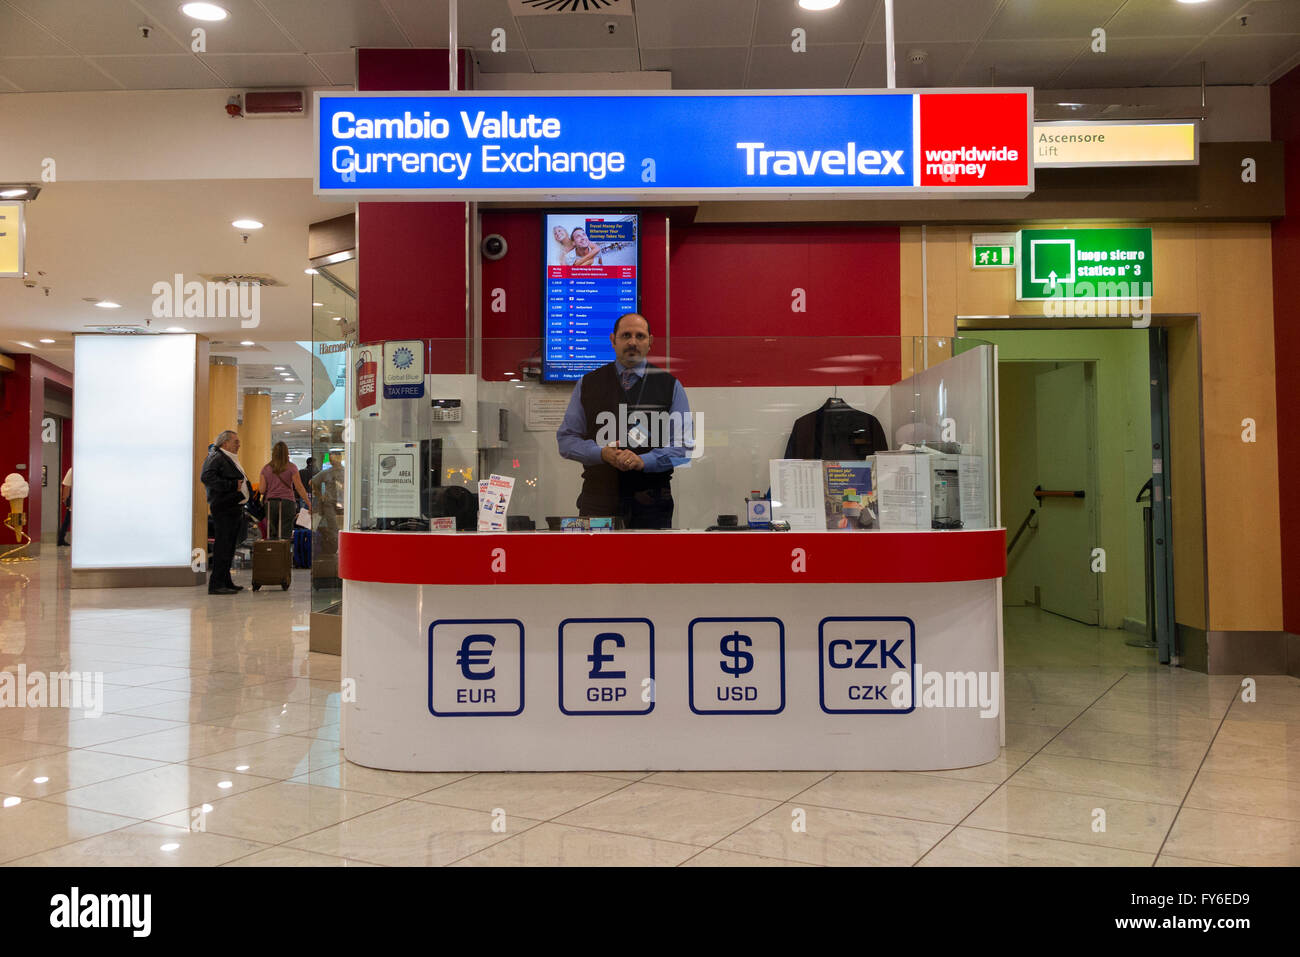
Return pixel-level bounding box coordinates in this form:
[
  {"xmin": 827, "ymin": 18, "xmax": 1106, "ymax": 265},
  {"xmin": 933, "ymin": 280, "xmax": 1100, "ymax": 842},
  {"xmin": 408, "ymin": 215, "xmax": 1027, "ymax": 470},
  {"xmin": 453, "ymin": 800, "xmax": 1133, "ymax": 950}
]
[{"xmin": 259, "ymin": 442, "xmax": 311, "ymax": 540}]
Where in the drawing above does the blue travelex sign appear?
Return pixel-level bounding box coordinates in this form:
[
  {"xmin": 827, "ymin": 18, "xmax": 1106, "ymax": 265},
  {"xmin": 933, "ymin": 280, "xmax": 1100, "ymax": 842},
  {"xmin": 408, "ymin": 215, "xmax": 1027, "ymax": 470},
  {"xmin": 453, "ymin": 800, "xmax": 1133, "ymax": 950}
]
[{"xmin": 314, "ymin": 89, "xmax": 1033, "ymax": 200}]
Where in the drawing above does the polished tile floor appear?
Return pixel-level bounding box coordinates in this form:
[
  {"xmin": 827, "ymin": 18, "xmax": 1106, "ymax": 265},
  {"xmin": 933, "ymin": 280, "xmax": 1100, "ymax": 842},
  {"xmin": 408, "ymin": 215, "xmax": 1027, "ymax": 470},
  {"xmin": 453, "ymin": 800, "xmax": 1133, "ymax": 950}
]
[{"xmin": 2, "ymin": 551, "xmax": 1298, "ymax": 866}]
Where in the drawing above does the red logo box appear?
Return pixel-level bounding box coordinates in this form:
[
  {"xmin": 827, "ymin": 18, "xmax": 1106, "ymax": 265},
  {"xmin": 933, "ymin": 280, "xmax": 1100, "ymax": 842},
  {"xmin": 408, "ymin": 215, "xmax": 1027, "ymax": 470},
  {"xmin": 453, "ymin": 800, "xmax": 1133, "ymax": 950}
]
[{"xmin": 918, "ymin": 92, "xmax": 1030, "ymax": 188}]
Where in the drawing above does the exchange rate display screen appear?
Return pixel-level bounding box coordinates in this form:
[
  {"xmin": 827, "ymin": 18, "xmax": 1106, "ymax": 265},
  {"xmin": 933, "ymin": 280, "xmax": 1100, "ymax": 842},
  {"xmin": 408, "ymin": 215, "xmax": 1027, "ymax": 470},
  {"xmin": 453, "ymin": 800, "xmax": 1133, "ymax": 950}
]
[{"xmin": 543, "ymin": 211, "xmax": 639, "ymax": 382}]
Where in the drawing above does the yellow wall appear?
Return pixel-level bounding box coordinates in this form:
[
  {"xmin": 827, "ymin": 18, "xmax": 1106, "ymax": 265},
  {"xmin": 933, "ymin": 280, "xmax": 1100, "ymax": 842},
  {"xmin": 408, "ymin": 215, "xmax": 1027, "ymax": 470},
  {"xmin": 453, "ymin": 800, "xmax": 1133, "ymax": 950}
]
[{"xmin": 901, "ymin": 223, "xmax": 1282, "ymax": 633}]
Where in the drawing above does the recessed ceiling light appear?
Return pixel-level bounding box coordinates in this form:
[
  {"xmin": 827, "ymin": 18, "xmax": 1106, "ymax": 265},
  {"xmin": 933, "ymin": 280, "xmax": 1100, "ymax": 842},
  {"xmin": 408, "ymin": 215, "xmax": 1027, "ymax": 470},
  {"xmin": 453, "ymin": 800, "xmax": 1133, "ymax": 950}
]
[
  {"xmin": 94, "ymin": 301, "xmax": 121, "ymax": 309},
  {"xmin": 181, "ymin": 2, "xmax": 228, "ymax": 21},
  {"xmin": 39, "ymin": 338, "xmax": 55, "ymax": 344},
  {"xmin": 331, "ymin": 316, "xmax": 342, "ymax": 321},
  {"xmin": 798, "ymin": 0, "xmax": 840, "ymax": 9},
  {"xmin": 240, "ymin": 340, "xmax": 254, "ymax": 346},
  {"xmin": 312, "ymin": 302, "xmax": 323, "ymax": 307},
  {"xmin": 0, "ymin": 188, "xmax": 28, "ymax": 199},
  {"xmin": 165, "ymin": 326, "xmax": 186, "ymax": 333},
  {"xmin": 231, "ymin": 219, "xmax": 263, "ymax": 230},
  {"xmin": 304, "ymin": 268, "xmax": 318, "ymax": 275},
  {"xmin": 274, "ymin": 366, "xmax": 285, "ymax": 370}
]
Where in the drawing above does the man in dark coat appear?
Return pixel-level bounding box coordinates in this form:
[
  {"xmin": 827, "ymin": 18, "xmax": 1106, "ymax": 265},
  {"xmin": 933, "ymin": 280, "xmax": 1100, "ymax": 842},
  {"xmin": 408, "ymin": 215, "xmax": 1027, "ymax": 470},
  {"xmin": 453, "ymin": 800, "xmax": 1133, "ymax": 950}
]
[{"xmin": 200, "ymin": 429, "xmax": 249, "ymax": 594}]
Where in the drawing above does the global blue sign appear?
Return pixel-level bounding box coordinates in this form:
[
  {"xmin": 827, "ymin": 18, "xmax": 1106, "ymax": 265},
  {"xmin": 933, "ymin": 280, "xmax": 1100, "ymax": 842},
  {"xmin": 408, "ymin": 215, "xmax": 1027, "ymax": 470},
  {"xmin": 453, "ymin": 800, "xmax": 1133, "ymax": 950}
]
[{"xmin": 315, "ymin": 90, "xmax": 1032, "ymax": 200}]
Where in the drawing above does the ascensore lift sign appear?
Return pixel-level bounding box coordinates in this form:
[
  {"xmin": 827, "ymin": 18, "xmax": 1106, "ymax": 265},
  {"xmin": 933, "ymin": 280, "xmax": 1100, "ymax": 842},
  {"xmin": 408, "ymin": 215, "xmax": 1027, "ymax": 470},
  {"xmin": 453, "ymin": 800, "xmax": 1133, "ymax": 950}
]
[{"xmin": 314, "ymin": 89, "xmax": 1032, "ymax": 200}]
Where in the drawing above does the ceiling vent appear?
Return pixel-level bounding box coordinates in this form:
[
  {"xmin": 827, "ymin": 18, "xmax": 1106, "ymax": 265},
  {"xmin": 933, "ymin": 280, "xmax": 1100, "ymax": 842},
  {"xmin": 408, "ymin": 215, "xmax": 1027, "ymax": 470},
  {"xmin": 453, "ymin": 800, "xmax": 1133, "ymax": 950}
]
[
  {"xmin": 198, "ymin": 273, "xmax": 282, "ymax": 287},
  {"xmin": 84, "ymin": 324, "xmax": 151, "ymax": 334},
  {"xmin": 509, "ymin": 0, "xmax": 630, "ymax": 14}
]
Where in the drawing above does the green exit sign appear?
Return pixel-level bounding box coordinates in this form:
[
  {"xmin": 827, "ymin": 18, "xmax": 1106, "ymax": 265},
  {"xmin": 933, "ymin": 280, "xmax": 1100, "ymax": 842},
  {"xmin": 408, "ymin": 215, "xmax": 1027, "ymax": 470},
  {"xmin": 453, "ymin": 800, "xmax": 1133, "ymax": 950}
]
[
  {"xmin": 972, "ymin": 232, "xmax": 1016, "ymax": 269},
  {"xmin": 1016, "ymin": 227, "xmax": 1153, "ymax": 301}
]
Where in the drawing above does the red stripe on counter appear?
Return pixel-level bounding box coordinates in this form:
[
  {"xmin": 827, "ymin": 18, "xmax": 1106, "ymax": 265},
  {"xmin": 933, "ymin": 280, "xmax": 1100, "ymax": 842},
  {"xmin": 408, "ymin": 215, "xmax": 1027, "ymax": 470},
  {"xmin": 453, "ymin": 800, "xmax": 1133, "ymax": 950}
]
[{"xmin": 339, "ymin": 529, "xmax": 1006, "ymax": 586}]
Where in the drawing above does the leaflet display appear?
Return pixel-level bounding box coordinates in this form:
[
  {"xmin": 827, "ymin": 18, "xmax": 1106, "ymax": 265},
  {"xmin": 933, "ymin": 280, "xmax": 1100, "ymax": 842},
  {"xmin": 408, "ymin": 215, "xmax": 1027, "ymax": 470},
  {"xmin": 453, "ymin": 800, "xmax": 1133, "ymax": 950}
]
[{"xmin": 543, "ymin": 212, "xmax": 639, "ymax": 382}]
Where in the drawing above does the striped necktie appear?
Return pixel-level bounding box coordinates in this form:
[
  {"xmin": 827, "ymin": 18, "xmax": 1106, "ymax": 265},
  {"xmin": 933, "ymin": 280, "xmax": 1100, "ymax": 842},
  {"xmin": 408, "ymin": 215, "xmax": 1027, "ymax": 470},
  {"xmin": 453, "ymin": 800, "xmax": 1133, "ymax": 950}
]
[{"xmin": 621, "ymin": 369, "xmax": 637, "ymax": 391}]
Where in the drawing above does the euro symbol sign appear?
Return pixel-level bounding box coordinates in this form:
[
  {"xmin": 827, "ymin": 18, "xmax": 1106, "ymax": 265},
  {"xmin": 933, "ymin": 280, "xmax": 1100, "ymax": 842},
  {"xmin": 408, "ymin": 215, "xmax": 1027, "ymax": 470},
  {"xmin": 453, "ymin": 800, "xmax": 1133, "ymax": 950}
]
[
  {"xmin": 588, "ymin": 633, "xmax": 626, "ymax": 679},
  {"xmin": 720, "ymin": 631, "xmax": 754, "ymax": 677},
  {"xmin": 456, "ymin": 634, "xmax": 496, "ymax": 680}
]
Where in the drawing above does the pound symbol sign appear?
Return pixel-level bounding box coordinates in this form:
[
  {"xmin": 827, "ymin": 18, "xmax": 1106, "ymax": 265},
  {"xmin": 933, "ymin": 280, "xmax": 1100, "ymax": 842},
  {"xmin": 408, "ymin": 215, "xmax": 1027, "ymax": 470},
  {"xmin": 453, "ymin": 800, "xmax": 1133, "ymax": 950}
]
[{"xmin": 720, "ymin": 631, "xmax": 754, "ymax": 677}]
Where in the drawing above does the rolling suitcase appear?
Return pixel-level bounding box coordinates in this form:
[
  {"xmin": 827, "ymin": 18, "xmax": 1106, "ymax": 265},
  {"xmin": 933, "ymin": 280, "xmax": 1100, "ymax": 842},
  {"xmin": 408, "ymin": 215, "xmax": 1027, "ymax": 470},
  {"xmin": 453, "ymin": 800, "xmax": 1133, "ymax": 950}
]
[
  {"xmin": 251, "ymin": 539, "xmax": 292, "ymax": 591},
  {"xmin": 291, "ymin": 527, "xmax": 312, "ymax": 569}
]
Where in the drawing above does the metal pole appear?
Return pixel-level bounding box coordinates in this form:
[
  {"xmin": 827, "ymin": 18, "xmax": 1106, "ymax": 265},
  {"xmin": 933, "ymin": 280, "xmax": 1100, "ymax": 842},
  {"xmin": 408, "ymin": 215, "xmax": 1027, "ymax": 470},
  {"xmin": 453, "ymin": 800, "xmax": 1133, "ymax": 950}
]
[
  {"xmin": 449, "ymin": 0, "xmax": 458, "ymax": 92},
  {"xmin": 884, "ymin": 0, "xmax": 896, "ymax": 89}
]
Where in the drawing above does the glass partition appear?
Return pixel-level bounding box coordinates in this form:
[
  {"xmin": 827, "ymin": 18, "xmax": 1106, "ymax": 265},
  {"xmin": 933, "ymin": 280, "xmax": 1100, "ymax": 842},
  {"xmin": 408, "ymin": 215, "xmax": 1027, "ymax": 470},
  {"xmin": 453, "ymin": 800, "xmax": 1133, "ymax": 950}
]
[
  {"xmin": 310, "ymin": 263, "xmax": 355, "ymax": 616},
  {"xmin": 342, "ymin": 336, "xmax": 997, "ymax": 534}
]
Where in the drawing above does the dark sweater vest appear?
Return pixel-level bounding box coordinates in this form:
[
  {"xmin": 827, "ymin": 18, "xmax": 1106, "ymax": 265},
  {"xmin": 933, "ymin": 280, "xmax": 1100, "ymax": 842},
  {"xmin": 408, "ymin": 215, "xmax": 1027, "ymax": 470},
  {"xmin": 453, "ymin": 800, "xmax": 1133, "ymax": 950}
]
[{"xmin": 577, "ymin": 361, "xmax": 677, "ymax": 514}]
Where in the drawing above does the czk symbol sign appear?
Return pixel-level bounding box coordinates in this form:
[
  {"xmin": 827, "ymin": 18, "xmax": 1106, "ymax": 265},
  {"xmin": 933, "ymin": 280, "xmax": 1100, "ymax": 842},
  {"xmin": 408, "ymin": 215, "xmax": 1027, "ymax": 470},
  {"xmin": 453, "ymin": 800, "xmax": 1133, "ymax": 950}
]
[
  {"xmin": 688, "ymin": 618, "xmax": 785, "ymax": 715},
  {"xmin": 818, "ymin": 616, "xmax": 916, "ymax": 715},
  {"xmin": 559, "ymin": 618, "xmax": 654, "ymax": 715},
  {"xmin": 429, "ymin": 619, "xmax": 523, "ymax": 716}
]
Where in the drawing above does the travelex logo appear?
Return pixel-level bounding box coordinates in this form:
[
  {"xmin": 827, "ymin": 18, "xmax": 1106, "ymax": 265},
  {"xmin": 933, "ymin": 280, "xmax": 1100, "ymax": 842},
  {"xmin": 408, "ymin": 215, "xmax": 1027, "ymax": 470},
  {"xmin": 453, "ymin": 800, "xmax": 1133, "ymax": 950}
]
[{"xmin": 316, "ymin": 91, "xmax": 1030, "ymax": 195}]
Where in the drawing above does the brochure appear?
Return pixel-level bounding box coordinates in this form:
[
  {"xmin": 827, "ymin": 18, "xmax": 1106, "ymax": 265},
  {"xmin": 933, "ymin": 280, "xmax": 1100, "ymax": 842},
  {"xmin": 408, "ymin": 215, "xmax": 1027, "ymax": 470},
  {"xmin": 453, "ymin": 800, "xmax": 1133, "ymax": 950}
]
[{"xmin": 823, "ymin": 460, "xmax": 874, "ymax": 529}]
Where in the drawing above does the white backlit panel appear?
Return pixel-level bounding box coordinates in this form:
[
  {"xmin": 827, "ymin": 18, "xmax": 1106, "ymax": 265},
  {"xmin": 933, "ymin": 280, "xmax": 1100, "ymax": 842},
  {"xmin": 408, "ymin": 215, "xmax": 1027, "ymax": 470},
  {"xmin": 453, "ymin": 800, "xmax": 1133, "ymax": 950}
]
[{"xmin": 72, "ymin": 335, "xmax": 196, "ymax": 569}]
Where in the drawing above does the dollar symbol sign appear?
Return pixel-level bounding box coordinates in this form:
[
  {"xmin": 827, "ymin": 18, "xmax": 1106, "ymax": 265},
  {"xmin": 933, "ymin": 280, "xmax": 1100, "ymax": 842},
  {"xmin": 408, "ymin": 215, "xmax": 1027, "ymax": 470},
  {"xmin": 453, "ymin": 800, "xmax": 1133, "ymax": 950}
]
[{"xmin": 720, "ymin": 631, "xmax": 754, "ymax": 677}]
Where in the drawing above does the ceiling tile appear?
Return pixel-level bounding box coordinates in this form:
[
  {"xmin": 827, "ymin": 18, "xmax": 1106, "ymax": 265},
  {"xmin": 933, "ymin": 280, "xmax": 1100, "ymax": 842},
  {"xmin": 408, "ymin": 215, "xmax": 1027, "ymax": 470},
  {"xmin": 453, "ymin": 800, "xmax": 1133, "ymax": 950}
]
[
  {"xmin": 527, "ymin": 47, "xmax": 642, "ymax": 72},
  {"xmin": 307, "ymin": 51, "xmax": 356, "ymax": 86},
  {"xmin": 1105, "ymin": 0, "xmax": 1240, "ymax": 38},
  {"xmin": 866, "ymin": 0, "xmax": 1001, "ymax": 43},
  {"xmin": 752, "ymin": 0, "xmax": 878, "ymax": 45},
  {"xmin": 1216, "ymin": 0, "xmax": 1300, "ymax": 36},
  {"xmin": 89, "ymin": 54, "xmax": 226, "ymax": 90},
  {"xmin": 746, "ymin": 42, "xmax": 861, "ymax": 90},
  {"xmin": 6, "ymin": 0, "xmax": 188, "ymax": 55},
  {"xmin": 0, "ymin": 4, "xmax": 73, "ymax": 56},
  {"xmin": 985, "ymin": 0, "xmax": 1127, "ymax": 41},
  {"xmin": 471, "ymin": 50, "xmax": 537, "ymax": 74},
  {"xmin": 516, "ymin": 11, "xmax": 637, "ymax": 49},
  {"xmin": 849, "ymin": 41, "xmax": 974, "ymax": 89},
  {"xmin": 640, "ymin": 45, "xmax": 750, "ymax": 88},
  {"xmin": 255, "ymin": 0, "xmax": 410, "ymax": 50},
  {"xmin": 637, "ymin": 0, "xmax": 758, "ymax": 49},
  {"xmin": 385, "ymin": 0, "xmax": 528, "ymax": 50},
  {"xmin": 1054, "ymin": 35, "xmax": 1206, "ymax": 87},
  {"xmin": 132, "ymin": 0, "xmax": 302, "ymax": 54},
  {"xmin": 0, "ymin": 55, "xmax": 121, "ymax": 90},
  {"xmin": 954, "ymin": 38, "xmax": 1091, "ymax": 88},
  {"xmin": 199, "ymin": 52, "xmax": 330, "ymax": 87},
  {"xmin": 1160, "ymin": 33, "xmax": 1300, "ymax": 84}
]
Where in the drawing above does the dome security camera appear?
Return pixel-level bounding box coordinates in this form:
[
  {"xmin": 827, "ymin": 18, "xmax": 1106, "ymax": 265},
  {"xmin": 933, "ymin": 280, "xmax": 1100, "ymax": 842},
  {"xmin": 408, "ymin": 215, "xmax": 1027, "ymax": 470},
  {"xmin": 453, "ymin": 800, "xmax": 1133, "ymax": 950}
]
[
  {"xmin": 481, "ymin": 234, "xmax": 508, "ymax": 261},
  {"xmin": 605, "ymin": 21, "xmax": 617, "ymax": 34}
]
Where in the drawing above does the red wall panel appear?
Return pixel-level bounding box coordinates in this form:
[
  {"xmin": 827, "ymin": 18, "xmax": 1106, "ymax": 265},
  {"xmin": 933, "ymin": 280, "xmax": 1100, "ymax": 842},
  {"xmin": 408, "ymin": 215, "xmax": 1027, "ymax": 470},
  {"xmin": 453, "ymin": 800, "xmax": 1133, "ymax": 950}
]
[
  {"xmin": 356, "ymin": 50, "xmax": 471, "ymax": 355},
  {"xmin": 0, "ymin": 355, "xmax": 72, "ymax": 543},
  {"xmin": 1271, "ymin": 65, "xmax": 1300, "ymax": 635}
]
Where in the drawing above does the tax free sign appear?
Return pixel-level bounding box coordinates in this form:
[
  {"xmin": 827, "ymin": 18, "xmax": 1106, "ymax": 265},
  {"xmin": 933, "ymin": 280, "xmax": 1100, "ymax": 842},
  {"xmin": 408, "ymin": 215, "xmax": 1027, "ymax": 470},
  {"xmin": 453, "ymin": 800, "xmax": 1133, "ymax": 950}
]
[{"xmin": 315, "ymin": 89, "xmax": 1032, "ymax": 200}]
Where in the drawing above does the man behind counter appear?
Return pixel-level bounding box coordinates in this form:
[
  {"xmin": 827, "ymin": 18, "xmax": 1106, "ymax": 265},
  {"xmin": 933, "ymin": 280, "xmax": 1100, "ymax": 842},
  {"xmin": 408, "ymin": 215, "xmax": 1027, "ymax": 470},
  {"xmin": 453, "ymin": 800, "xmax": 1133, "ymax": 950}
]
[{"xmin": 556, "ymin": 313, "xmax": 691, "ymax": 529}]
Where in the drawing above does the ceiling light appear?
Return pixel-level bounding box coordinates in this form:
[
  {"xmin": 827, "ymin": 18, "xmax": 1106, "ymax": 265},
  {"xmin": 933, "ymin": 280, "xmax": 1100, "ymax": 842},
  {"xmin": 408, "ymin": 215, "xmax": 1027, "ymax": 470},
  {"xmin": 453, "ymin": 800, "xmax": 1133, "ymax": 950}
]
[
  {"xmin": 798, "ymin": 0, "xmax": 840, "ymax": 9},
  {"xmin": 274, "ymin": 366, "xmax": 285, "ymax": 370},
  {"xmin": 240, "ymin": 340, "xmax": 254, "ymax": 346},
  {"xmin": 181, "ymin": 2, "xmax": 228, "ymax": 21},
  {"xmin": 304, "ymin": 268, "xmax": 318, "ymax": 275},
  {"xmin": 312, "ymin": 302, "xmax": 323, "ymax": 307},
  {"xmin": 331, "ymin": 316, "xmax": 342, "ymax": 321},
  {"xmin": 165, "ymin": 326, "xmax": 186, "ymax": 332},
  {"xmin": 231, "ymin": 219, "xmax": 263, "ymax": 230},
  {"xmin": 15, "ymin": 341, "xmax": 34, "ymax": 349},
  {"xmin": 1176, "ymin": 0, "xmax": 1210, "ymax": 4},
  {"xmin": 39, "ymin": 338, "xmax": 55, "ymax": 344},
  {"xmin": 94, "ymin": 301, "xmax": 121, "ymax": 309},
  {"xmin": 0, "ymin": 188, "xmax": 28, "ymax": 199}
]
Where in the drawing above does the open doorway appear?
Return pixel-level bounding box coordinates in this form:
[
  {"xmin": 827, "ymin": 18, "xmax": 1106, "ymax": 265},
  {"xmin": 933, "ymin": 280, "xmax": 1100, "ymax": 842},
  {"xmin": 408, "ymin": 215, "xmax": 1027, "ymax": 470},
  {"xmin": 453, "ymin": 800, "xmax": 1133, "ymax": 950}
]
[{"xmin": 961, "ymin": 319, "xmax": 1208, "ymax": 671}]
